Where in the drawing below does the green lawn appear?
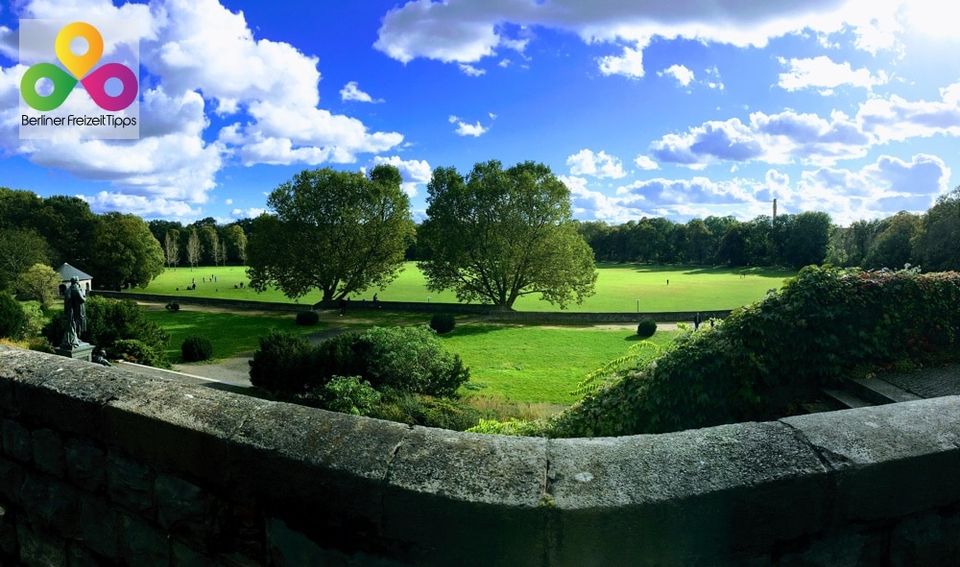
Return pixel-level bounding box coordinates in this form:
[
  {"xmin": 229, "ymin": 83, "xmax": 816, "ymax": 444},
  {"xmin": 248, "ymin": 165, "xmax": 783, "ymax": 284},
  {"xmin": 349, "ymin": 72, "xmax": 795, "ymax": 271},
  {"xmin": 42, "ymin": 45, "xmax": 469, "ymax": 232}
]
[
  {"xmin": 134, "ymin": 263, "xmax": 794, "ymax": 312},
  {"xmin": 141, "ymin": 307, "xmax": 326, "ymax": 363},
  {"xmin": 444, "ymin": 324, "xmax": 675, "ymax": 406}
]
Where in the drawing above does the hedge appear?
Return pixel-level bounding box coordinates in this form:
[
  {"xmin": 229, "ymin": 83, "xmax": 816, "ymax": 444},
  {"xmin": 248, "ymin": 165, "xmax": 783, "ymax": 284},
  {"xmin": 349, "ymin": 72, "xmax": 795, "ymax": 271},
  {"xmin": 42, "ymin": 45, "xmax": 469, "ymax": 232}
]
[{"xmin": 548, "ymin": 266, "xmax": 960, "ymax": 437}]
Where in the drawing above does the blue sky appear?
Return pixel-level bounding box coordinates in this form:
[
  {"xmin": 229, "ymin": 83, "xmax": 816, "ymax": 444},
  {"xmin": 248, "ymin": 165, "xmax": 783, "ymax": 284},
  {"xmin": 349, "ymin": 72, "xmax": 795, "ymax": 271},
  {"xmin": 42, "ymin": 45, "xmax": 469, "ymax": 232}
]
[{"xmin": 2, "ymin": 0, "xmax": 960, "ymax": 225}]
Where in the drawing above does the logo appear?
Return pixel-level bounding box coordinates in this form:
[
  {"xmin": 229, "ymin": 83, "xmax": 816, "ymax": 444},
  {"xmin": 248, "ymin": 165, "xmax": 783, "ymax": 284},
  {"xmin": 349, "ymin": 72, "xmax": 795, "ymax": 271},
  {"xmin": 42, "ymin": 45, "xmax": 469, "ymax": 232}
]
[{"xmin": 20, "ymin": 21, "xmax": 138, "ymax": 112}]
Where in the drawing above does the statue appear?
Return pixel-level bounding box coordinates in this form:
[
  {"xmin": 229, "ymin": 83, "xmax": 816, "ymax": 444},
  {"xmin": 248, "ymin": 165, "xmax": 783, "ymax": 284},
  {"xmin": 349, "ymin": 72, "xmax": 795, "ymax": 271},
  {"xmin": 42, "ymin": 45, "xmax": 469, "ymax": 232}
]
[{"xmin": 62, "ymin": 276, "xmax": 87, "ymax": 348}]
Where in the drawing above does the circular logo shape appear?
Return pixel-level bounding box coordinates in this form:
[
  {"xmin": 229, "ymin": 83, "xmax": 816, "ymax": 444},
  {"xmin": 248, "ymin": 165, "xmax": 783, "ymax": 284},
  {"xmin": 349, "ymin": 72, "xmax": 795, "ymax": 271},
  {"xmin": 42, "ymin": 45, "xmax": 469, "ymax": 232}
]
[{"xmin": 20, "ymin": 21, "xmax": 138, "ymax": 112}]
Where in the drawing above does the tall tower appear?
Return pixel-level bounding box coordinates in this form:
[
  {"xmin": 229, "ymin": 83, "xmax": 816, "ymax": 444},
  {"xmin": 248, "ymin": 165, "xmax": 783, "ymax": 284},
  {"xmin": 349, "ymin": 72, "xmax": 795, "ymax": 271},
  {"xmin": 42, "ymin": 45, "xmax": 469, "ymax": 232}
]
[{"xmin": 772, "ymin": 198, "xmax": 777, "ymax": 221}]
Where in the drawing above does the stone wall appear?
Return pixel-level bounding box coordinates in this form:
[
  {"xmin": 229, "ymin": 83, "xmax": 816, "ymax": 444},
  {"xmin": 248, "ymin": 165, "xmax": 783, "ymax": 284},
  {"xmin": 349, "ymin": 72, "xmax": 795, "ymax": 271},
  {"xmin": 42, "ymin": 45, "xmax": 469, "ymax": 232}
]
[
  {"xmin": 1, "ymin": 346, "xmax": 959, "ymax": 566},
  {"xmin": 93, "ymin": 290, "xmax": 730, "ymax": 323}
]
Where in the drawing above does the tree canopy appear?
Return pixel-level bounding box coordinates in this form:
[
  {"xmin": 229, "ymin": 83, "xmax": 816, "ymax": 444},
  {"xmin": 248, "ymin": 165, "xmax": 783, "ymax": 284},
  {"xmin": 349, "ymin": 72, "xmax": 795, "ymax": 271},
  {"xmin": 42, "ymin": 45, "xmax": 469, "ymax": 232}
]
[
  {"xmin": 246, "ymin": 165, "xmax": 415, "ymax": 302},
  {"xmin": 89, "ymin": 212, "xmax": 165, "ymax": 289},
  {"xmin": 418, "ymin": 160, "xmax": 596, "ymax": 309}
]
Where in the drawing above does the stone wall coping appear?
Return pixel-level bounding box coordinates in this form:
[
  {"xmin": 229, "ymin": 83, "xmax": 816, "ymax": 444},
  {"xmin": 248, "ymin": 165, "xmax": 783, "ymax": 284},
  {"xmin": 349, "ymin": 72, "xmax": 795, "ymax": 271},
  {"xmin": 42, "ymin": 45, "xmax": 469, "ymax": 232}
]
[{"xmin": 2, "ymin": 345, "xmax": 959, "ymax": 564}]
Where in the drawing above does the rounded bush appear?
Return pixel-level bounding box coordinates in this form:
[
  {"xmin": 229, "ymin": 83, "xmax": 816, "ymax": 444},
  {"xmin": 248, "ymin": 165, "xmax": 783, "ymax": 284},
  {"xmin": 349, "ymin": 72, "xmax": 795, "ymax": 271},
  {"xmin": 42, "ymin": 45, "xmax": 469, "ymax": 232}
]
[
  {"xmin": 315, "ymin": 376, "xmax": 381, "ymax": 415},
  {"xmin": 249, "ymin": 330, "xmax": 317, "ymax": 392},
  {"xmin": 165, "ymin": 301, "xmax": 180, "ymax": 312},
  {"xmin": 0, "ymin": 294, "xmax": 27, "ymax": 340},
  {"xmin": 636, "ymin": 317, "xmax": 657, "ymax": 338},
  {"xmin": 295, "ymin": 310, "xmax": 320, "ymax": 326},
  {"xmin": 429, "ymin": 313, "xmax": 456, "ymax": 334},
  {"xmin": 181, "ymin": 335, "xmax": 213, "ymax": 362},
  {"xmin": 112, "ymin": 339, "xmax": 166, "ymax": 367}
]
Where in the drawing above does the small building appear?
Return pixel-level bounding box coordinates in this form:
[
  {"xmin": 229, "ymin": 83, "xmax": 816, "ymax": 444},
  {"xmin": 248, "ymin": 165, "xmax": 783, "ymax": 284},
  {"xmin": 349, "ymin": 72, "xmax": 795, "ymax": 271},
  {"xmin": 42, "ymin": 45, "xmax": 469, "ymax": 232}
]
[{"xmin": 55, "ymin": 263, "xmax": 93, "ymax": 297}]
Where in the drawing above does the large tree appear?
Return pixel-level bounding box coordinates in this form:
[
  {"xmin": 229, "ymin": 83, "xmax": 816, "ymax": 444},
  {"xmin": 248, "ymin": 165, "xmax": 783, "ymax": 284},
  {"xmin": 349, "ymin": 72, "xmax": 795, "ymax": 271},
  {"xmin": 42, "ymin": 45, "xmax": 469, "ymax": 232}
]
[
  {"xmin": 222, "ymin": 224, "xmax": 248, "ymax": 264},
  {"xmin": 89, "ymin": 213, "xmax": 165, "ymax": 289},
  {"xmin": 164, "ymin": 229, "xmax": 180, "ymax": 268},
  {"xmin": 247, "ymin": 165, "xmax": 415, "ymax": 302},
  {"xmin": 914, "ymin": 187, "xmax": 960, "ymax": 271},
  {"xmin": 418, "ymin": 160, "xmax": 596, "ymax": 309},
  {"xmin": 185, "ymin": 229, "xmax": 201, "ymax": 269},
  {"xmin": 17, "ymin": 263, "xmax": 59, "ymax": 308},
  {"xmin": 0, "ymin": 228, "xmax": 50, "ymax": 291}
]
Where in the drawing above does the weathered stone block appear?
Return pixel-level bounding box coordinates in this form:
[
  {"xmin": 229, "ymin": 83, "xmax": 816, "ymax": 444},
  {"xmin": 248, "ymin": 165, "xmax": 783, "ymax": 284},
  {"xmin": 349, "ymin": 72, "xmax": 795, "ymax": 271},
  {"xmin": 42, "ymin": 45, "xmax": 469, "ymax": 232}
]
[
  {"xmin": 75, "ymin": 492, "xmax": 120, "ymax": 559},
  {"xmin": 20, "ymin": 474, "xmax": 80, "ymax": 535},
  {"xmin": 2, "ymin": 419, "xmax": 31, "ymax": 463},
  {"xmin": 0, "ymin": 505, "xmax": 18, "ymax": 558},
  {"xmin": 890, "ymin": 511, "xmax": 960, "ymax": 566},
  {"xmin": 67, "ymin": 543, "xmax": 104, "ymax": 567},
  {"xmin": 16, "ymin": 522, "xmax": 66, "ymax": 567},
  {"xmin": 156, "ymin": 474, "xmax": 210, "ymax": 534},
  {"xmin": 107, "ymin": 451, "xmax": 155, "ymax": 517},
  {"xmin": 65, "ymin": 438, "xmax": 106, "ymax": 492},
  {"xmin": 119, "ymin": 513, "xmax": 170, "ymax": 566},
  {"xmin": 0, "ymin": 457, "xmax": 24, "ymax": 505},
  {"xmin": 31, "ymin": 429, "xmax": 65, "ymax": 477},
  {"xmin": 171, "ymin": 540, "xmax": 215, "ymax": 567}
]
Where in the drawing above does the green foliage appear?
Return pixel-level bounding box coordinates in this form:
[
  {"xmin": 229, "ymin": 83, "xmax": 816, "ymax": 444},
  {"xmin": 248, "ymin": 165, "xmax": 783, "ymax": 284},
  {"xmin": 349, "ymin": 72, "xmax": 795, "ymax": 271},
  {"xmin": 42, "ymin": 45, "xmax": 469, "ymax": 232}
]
[
  {"xmin": 429, "ymin": 313, "xmax": 456, "ymax": 334},
  {"xmin": 549, "ymin": 266, "xmax": 960, "ymax": 438},
  {"xmin": 248, "ymin": 330, "xmax": 316, "ymax": 393},
  {"xmin": 181, "ymin": 335, "xmax": 213, "ymax": 362},
  {"xmin": 914, "ymin": 188, "xmax": 960, "ymax": 271},
  {"xmin": 89, "ymin": 212, "xmax": 165, "ymax": 289},
  {"xmin": 418, "ymin": 160, "xmax": 597, "ymax": 309},
  {"xmin": 16, "ymin": 263, "xmax": 59, "ymax": 308},
  {"xmin": 574, "ymin": 339, "xmax": 666, "ymax": 397},
  {"xmin": 26, "ymin": 336, "xmax": 54, "ymax": 354},
  {"xmin": 246, "ymin": 165, "xmax": 415, "ymax": 302},
  {"xmin": 43, "ymin": 296, "xmax": 168, "ymax": 353},
  {"xmin": 16, "ymin": 301, "xmax": 47, "ymax": 343},
  {"xmin": 310, "ymin": 376, "xmax": 381, "ymax": 415},
  {"xmin": 467, "ymin": 418, "xmax": 549, "ymax": 436},
  {"xmin": 864, "ymin": 212, "xmax": 921, "ymax": 269},
  {"xmin": 372, "ymin": 392, "xmax": 485, "ymax": 431},
  {"xmin": 112, "ymin": 339, "xmax": 168, "ymax": 368},
  {"xmin": 636, "ymin": 317, "xmax": 657, "ymax": 338},
  {"xmin": 0, "ymin": 294, "xmax": 27, "ymax": 339},
  {"xmin": 0, "ymin": 228, "xmax": 49, "ymax": 291},
  {"xmin": 295, "ymin": 310, "xmax": 320, "ymax": 326},
  {"xmin": 316, "ymin": 326, "xmax": 470, "ymax": 397}
]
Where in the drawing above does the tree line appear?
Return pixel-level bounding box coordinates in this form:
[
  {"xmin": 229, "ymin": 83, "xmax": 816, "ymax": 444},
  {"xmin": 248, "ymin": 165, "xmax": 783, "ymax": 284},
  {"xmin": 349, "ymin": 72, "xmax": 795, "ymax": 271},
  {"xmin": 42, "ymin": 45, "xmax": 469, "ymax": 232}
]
[{"xmin": 146, "ymin": 218, "xmax": 249, "ymax": 269}]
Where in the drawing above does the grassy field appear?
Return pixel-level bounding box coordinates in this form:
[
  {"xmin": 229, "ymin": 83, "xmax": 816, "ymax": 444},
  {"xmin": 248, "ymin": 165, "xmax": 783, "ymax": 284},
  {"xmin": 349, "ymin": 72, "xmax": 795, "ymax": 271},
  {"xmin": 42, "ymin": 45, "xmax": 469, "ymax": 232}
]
[
  {"xmin": 141, "ymin": 307, "xmax": 327, "ymax": 363},
  {"xmin": 141, "ymin": 306, "xmax": 675, "ymax": 410},
  {"xmin": 442, "ymin": 325, "xmax": 675, "ymax": 406},
  {"xmin": 134, "ymin": 263, "xmax": 794, "ymax": 312}
]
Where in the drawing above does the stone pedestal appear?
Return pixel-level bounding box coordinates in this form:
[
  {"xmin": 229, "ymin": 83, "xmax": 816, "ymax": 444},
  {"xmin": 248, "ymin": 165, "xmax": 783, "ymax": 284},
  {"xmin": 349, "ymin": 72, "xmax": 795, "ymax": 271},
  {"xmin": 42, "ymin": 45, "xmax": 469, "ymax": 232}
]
[{"xmin": 55, "ymin": 343, "xmax": 94, "ymax": 362}]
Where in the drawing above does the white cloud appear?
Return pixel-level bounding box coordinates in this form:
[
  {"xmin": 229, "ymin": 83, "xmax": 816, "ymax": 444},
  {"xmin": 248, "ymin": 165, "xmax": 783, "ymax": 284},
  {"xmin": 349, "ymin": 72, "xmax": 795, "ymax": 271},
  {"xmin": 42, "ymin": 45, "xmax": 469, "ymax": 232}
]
[
  {"xmin": 649, "ymin": 82, "xmax": 960, "ymax": 169},
  {"xmin": 81, "ymin": 192, "xmax": 201, "ymax": 219},
  {"xmin": 566, "ymin": 149, "xmax": 626, "ymax": 179},
  {"xmin": 658, "ymin": 64, "xmax": 694, "ymax": 87},
  {"xmin": 373, "ymin": 155, "xmax": 433, "ymax": 196},
  {"xmin": 448, "ymin": 115, "xmax": 489, "ymax": 137},
  {"xmin": 2, "ymin": 0, "xmax": 405, "ymax": 218},
  {"xmin": 778, "ymin": 55, "xmax": 888, "ymax": 93},
  {"xmin": 224, "ymin": 198, "xmax": 233, "ymax": 205},
  {"xmin": 703, "ymin": 66, "xmax": 725, "ymax": 91},
  {"xmin": 634, "ymin": 155, "xmax": 659, "ymax": 171},
  {"xmin": 340, "ymin": 81, "xmax": 383, "ymax": 103},
  {"xmin": 373, "ymin": 0, "xmax": 905, "ymax": 79},
  {"xmin": 458, "ymin": 63, "xmax": 486, "ymax": 77},
  {"xmin": 231, "ymin": 207, "xmax": 266, "ymax": 218}
]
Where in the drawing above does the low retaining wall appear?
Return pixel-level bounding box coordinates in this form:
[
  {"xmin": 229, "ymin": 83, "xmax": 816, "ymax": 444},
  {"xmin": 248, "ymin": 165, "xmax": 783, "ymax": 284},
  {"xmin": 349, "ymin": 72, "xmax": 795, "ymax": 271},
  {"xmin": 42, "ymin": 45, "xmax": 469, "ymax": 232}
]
[
  {"xmin": 1, "ymin": 347, "xmax": 959, "ymax": 565},
  {"xmin": 94, "ymin": 291, "xmax": 731, "ymax": 323}
]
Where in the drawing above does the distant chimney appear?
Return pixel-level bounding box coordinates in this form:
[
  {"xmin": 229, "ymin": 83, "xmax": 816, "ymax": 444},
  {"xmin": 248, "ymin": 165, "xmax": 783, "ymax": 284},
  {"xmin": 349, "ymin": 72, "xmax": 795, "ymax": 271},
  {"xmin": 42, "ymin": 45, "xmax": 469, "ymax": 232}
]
[{"xmin": 772, "ymin": 198, "xmax": 778, "ymax": 221}]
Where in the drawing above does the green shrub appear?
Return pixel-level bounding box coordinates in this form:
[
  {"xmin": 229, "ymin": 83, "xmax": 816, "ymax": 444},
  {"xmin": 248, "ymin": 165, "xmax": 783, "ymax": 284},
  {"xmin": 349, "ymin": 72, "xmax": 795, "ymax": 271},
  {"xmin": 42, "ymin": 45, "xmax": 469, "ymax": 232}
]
[
  {"xmin": 26, "ymin": 336, "xmax": 54, "ymax": 354},
  {"xmin": 468, "ymin": 418, "xmax": 549, "ymax": 436},
  {"xmin": 0, "ymin": 294, "xmax": 27, "ymax": 340},
  {"xmin": 429, "ymin": 313, "xmax": 456, "ymax": 334},
  {"xmin": 181, "ymin": 336, "xmax": 213, "ymax": 362},
  {"xmin": 248, "ymin": 330, "xmax": 317, "ymax": 393},
  {"xmin": 112, "ymin": 339, "xmax": 167, "ymax": 368},
  {"xmin": 636, "ymin": 317, "xmax": 657, "ymax": 338},
  {"xmin": 43, "ymin": 296, "xmax": 168, "ymax": 353},
  {"xmin": 295, "ymin": 310, "xmax": 320, "ymax": 326},
  {"xmin": 372, "ymin": 392, "xmax": 484, "ymax": 431},
  {"xmin": 549, "ymin": 267, "xmax": 960, "ymax": 438},
  {"xmin": 312, "ymin": 376, "xmax": 381, "ymax": 415}
]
